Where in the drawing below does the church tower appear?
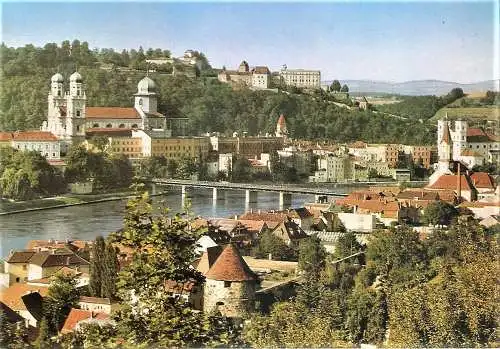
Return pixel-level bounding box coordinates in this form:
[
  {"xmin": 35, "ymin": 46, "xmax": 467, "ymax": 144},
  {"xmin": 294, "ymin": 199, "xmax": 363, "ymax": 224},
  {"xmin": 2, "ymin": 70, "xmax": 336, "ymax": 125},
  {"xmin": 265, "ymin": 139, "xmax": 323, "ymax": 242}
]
[
  {"xmin": 65, "ymin": 72, "xmax": 86, "ymax": 140},
  {"xmin": 134, "ymin": 76, "xmax": 165, "ymax": 130},
  {"xmin": 44, "ymin": 73, "xmax": 66, "ymax": 138},
  {"xmin": 453, "ymin": 119, "xmax": 468, "ymax": 161},
  {"xmin": 437, "ymin": 118, "xmax": 453, "ymax": 172}
]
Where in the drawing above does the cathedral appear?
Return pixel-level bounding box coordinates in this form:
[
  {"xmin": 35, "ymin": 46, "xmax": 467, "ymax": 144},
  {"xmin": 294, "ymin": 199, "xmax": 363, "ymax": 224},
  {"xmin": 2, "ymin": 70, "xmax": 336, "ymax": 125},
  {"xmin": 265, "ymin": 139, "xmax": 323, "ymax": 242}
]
[{"xmin": 41, "ymin": 72, "xmax": 169, "ymax": 153}]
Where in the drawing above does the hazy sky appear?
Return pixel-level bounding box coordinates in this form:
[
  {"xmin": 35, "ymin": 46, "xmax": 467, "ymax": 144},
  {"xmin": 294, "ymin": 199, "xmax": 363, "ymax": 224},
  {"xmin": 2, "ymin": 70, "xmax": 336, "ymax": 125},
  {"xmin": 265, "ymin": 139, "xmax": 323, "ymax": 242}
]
[{"xmin": 1, "ymin": 1, "xmax": 498, "ymax": 83}]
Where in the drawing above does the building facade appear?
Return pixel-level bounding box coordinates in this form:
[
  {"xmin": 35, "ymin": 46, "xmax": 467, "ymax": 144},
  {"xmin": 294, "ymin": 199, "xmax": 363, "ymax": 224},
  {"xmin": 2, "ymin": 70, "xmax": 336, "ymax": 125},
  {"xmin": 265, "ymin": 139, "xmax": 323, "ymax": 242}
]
[{"xmin": 280, "ymin": 67, "xmax": 321, "ymax": 89}]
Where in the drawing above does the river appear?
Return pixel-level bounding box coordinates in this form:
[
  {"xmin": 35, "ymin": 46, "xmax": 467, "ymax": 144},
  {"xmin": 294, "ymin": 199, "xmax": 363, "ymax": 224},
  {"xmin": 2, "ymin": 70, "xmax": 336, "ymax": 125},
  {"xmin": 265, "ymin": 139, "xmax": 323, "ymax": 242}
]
[{"xmin": 0, "ymin": 185, "xmax": 356, "ymax": 258}]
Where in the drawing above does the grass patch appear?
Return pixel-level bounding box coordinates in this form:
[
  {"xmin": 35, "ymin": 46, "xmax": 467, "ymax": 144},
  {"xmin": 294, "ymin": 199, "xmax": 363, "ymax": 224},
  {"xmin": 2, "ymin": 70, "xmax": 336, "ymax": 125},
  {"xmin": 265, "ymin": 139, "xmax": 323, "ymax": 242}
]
[{"xmin": 432, "ymin": 106, "xmax": 499, "ymax": 122}]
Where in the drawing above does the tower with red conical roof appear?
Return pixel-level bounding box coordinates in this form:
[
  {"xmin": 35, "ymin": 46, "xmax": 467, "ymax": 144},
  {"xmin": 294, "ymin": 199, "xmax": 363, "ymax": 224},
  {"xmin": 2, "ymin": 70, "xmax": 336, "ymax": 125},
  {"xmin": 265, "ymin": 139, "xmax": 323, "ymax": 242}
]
[
  {"xmin": 275, "ymin": 114, "xmax": 287, "ymax": 138},
  {"xmin": 203, "ymin": 244, "xmax": 257, "ymax": 317}
]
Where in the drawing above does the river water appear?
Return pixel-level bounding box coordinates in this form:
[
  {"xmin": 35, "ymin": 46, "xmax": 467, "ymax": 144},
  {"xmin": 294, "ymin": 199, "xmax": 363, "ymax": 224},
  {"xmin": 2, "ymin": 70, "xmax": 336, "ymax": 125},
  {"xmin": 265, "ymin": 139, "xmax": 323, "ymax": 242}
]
[{"xmin": 0, "ymin": 185, "xmax": 355, "ymax": 258}]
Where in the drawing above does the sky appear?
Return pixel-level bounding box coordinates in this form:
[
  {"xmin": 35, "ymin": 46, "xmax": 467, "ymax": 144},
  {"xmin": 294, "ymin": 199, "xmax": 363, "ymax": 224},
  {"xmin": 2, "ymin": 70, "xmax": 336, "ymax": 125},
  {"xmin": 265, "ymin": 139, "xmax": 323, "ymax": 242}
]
[{"xmin": 1, "ymin": 1, "xmax": 498, "ymax": 83}]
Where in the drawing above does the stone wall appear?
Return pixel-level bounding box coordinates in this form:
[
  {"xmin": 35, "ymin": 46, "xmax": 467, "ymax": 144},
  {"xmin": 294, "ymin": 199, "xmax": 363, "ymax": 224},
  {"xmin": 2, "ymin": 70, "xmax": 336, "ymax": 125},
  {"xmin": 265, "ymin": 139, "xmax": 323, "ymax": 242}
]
[{"xmin": 204, "ymin": 279, "xmax": 256, "ymax": 317}]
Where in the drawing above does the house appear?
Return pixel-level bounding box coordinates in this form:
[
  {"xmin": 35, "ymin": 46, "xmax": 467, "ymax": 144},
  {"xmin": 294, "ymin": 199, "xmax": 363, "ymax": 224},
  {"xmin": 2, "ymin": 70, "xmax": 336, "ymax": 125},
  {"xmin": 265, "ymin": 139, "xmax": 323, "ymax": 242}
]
[
  {"xmin": 27, "ymin": 266, "xmax": 89, "ymax": 288},
  {"xmin": 305, "ymin": 231, "xmax": 369, "ymax": 254},
  {"xmin": 0, "ymin": 284, "xmax": 49, "ymax": 327},
  {"xmin": 164, "ymin": 279, "xmax": 203, "ymax": 310},
  {"xmin": 479, "ymin": 215, "xmax": 500, "ymax": 229},
  {"xmin": 270, "ymin": 218, "xmax": 309, "ymax": 246},
  {"xmin": 4, "ymin": 250, "xmax": 37, "ymax": 284},
  {"xmin": 195, "ymin": 235, "xmax": 219, "ymax": 255},
  {"xmin": 470, "ymin": 172, "xmax": 497, "ymax": 200},
  {"xmin": 60, "ymin": 308, "xmax": 111, "ymax": 334},
  {"xmin": 458, "ymin": 201, "xmax": 500, "ymax": 219},
  {"xmin": 283, "ymin": 208, "xmax": 314, "ymax": 230},
  {"xmin": 426, "ymin": 174, "xmax": 476, "ymax": 202},
  {"xmin": 78, "ymin": 296, "xmax": 112, "ymax": 314},
  {"xmin": 27, "ymin": 250, "xmax": 90, "ymax": 281}
]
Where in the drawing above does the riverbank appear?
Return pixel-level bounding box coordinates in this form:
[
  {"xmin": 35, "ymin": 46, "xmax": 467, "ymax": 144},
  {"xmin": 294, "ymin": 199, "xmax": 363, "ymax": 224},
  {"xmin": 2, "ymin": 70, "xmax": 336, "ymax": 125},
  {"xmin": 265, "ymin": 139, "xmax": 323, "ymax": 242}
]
[{"xmin": 0, "ymin": 190, "xmax": 166, "ymax": 215}]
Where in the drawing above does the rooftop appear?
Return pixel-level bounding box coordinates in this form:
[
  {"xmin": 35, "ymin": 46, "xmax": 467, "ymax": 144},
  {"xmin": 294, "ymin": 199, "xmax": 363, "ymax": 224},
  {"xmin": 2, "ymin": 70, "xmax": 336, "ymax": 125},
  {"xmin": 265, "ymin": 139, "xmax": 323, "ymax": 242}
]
[
  {"xmin": 86, "ymin": 107, "xmax": 141, "ymax": 120},
  {"xmin": 205, "ymin": 244, "xmax": 257, "ymax": 282}
]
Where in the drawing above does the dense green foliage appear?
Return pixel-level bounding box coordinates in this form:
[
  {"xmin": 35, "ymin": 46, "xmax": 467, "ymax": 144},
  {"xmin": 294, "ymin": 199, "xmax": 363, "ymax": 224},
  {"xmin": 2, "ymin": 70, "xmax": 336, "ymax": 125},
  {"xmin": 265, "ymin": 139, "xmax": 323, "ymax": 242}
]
[
  {"xmin": 0, "ymin": 147, "xmax": 65, "ymax": 200},
  {"xmin": 422, "ymin": 200, "xmax": 460, "ymax": 226},
  {"xmin": 1, "ymin": 41, "xmax": 435, "ymax": 144},
  {"xmin": 43, "ymin": 273, "xmax": 80, "ymax": 334},
  {"xmin": 375, "ymin": 88, "xmax": 464, "ymax": 120},
  {"xmin": 251, "ymin": 230, "xmax": 298, "ymax": 261},
  {"xmin": 65, "ymin": 146, "xmax": 133, "ymax": 189},
  {"xmin": 244, "ymin": 219, "xmax": 498, "ymax": 347}
]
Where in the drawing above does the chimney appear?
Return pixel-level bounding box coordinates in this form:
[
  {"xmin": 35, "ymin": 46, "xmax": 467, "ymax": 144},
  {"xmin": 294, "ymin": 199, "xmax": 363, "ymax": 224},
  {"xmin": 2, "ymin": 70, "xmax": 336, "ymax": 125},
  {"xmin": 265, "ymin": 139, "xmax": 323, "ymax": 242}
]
[{"xmin": 457, "ymin": 163, "xmax": 462, "ymax": 203}]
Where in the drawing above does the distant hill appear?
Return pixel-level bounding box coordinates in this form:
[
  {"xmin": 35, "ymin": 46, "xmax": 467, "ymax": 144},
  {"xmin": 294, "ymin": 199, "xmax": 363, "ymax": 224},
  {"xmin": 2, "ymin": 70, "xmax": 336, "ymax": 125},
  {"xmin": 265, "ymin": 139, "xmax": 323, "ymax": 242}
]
[{"xmin": 322, "ymin": 79, "xmax": 500, "ymax": 96}]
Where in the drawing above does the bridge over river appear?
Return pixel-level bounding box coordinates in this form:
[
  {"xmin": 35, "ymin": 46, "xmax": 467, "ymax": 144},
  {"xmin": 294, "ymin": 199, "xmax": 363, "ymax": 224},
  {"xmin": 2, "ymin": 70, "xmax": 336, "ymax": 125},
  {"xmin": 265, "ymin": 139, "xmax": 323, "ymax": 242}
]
[{"xmin": 150, "ymin": 179, "xmax": 427, "ymax": 210}]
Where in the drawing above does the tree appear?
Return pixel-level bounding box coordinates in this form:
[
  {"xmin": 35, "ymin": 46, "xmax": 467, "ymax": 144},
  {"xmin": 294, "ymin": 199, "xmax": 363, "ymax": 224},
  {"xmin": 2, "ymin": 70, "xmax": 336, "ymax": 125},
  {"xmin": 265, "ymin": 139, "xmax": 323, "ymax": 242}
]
[
  {"xmin": 88, "ymin": 135, "xmax": 109, "ymax": 152},
  {"xmin": 34, "ymin": 317, "xmax": 51, "ymax": 349},
  {"xmin": 89, "ymin": 236, "xmax": 119, "ymax": 299},
  {"xmin": 422, "ymin": 200, "xmax": 459, "ymax": 226},
  {"xmin": 108, "ymin": 192, "xmax": 243, "ymax": 347},
  {"xmin": 231, "ymin": 157, "xmax": 252, "ymax": 182},
  {"xmin": 330, "ymin": 80, "xmax": 341, "ymax": 92},
  {"xmin": 43, "ymin": 273, "xmax": 80, "ymax": 334},
  {"xmin": 298, "ymin": 235, "xmax": 326, "ymax": 276},
  {"xmin": 89, "ymin": 236, "xmax": 105, "ymax": 297},
  {"xmin": 340, "ymin": 84, "xmax": 349, "ymax": 93},
  {"xmin": 252, "ymin": 230, "xmax": 297, "ymax": 261},
  {"xmin": 102, "ymin": 241, "xmax": 119, "ymax": 299}
]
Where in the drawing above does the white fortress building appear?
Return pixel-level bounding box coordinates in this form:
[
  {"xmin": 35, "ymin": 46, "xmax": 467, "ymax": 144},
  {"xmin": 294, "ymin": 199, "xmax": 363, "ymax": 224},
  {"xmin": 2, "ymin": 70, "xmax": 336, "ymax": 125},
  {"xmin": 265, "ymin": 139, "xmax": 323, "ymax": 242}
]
[
  {"xmin": 436, "ymin": 117, "xmax": 499, "ymax": 173},
  {"xmin": 42, "ymin": 72, "xmax": 169, "ymax": 153}
]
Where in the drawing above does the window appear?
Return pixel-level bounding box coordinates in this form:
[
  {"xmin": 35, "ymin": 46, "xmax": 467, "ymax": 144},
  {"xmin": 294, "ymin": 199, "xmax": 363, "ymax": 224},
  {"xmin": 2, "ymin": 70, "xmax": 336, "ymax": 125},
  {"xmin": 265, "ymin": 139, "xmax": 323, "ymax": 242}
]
[
  {"xmin": 76, "ymin": 125, "xmax": 80, "ymax": 131},
  {"xmin": 52, "ymin": 153, "xmax": 55, "ymax": 157},
  {"xmin": 76, "ymin": 110, "xmax": 81, "ymax": 117},
  {"xmin": 132, "ymin": 124, "xmax": 138, "ymax": 129},
  {"xmin": 106, "ymin": 124, "xmax": 112, "ymax": 128},
  {"xmin": 16, "ymin": 277, "xmax": 20, "ymax": 283},
  {"xmin": 23, "ymin": 265, "xmax": 27, "ymax": 270},
  {"xmin": 119, "ymin": 124, "xmax": 125, "ymax": 128},
  {"xmin": 224, "ymin": 281, "xmax": 231, "ymax": 288},
  {"xmin": 93, "ymin": 123, "xmax": 99, "ymax": 128}
]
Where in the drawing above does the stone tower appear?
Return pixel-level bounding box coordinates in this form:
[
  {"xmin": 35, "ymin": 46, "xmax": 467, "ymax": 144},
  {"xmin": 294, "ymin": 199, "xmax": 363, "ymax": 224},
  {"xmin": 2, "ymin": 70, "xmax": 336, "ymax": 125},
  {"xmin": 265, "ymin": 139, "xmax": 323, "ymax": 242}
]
[
  {"xmin": 204, "ymin": 244, "xmax": 257, "ymax": 318},
  {"xmin": 276, "ymin": 114, "xmax": 287, "ymax": 138}
]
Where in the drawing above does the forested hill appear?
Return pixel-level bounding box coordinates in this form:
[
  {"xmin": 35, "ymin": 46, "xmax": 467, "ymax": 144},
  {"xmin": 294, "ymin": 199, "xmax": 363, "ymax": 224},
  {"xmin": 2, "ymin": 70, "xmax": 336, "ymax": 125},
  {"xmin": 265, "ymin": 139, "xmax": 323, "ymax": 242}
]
[{"xmin": 0, "ymin": 41, "xmax": 435, "ymax": 144}]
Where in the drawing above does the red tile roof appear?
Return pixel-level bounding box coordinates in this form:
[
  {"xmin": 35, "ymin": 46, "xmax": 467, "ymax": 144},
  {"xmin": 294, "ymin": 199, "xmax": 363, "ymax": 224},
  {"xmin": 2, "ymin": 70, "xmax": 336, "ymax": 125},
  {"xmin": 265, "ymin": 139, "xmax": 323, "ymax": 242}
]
[
  {"xmin": 239, "ymin": 212, "xmax": 289, "ymax": 222},
  {"xmin": 470, "ymin": 172, "xmax": 495, "ymax": 189},
  {"xmin": 6, "ymin": 250, "xmax": 36, "ymax": 263},
  {"xmin": 466, "ymin": 128, "xmax": 497, "ymax": 142},
  {"xmin": 85, "ymin": 107, "xmax": 140, "ymax": 119},
  {"xmin": 205, "ymin": 244, "xmax": 257, "ymax": 282},
  {"xmin": 0, "ymin": 284, "xmax": 49, "ymax": 311},
  {"xmin": 60, "ymin": 309, "xmax": 109, "ymax": 334},
  {"xmin": 12, "ymin": 131, "xmax": 58, "ymax": 141},
  {"xmin": 0, "ymin": 132, "xmax": 13, "ymax": 141},
  {"xmin": 426, "ymin": 174, "xmax": 473, "ymax": 192}
]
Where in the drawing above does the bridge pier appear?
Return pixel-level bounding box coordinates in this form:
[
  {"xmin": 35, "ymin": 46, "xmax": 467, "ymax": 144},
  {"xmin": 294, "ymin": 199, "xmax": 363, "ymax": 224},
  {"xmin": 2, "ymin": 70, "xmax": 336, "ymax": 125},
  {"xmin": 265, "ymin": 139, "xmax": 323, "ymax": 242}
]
[
  {"xmin": 181, "ymin": 185, "xmax": 187, "ymax": 208},
  {"xmin": 279, "ymin": 192, "xmax": 292, "ymax": 210},
  {"xmin": 245, "ymin": 190, "xmax": 258, "ymax": 204},
  {"xmin": 315, "ymin": 194, "xmax": 328, "ymax": 203},
  {"xmin": 212, "ymin": 187, "xmax": 224, "ymax": 205}
]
